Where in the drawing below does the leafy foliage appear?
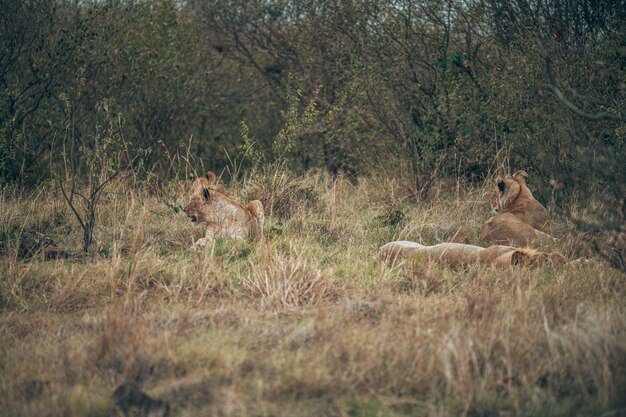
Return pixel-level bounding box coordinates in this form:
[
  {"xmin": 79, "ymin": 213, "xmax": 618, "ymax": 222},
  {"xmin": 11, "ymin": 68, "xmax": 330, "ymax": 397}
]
[{"xmin": 0, "ymin": 0, "xmax": 624, "ymax": 207}]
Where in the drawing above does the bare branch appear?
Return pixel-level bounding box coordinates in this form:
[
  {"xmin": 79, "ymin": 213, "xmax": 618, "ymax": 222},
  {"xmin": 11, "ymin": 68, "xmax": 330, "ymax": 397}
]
[
  {"xmin": 58, "ymin": 176, "xmax": 87, "ymax": 233},
  {"xmin": 543, "ymin": 83, "xmax": 626, "ymax": 122},
  {"xmin": 542, "ymin": 45, "xmax": 625, "ymax": 122}
]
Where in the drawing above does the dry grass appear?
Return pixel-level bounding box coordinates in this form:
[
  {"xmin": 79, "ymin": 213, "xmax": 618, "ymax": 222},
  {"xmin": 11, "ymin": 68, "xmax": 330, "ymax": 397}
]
[{"xmin": 1, "ymin": 171, "xmax": 625, "ymax": 417}]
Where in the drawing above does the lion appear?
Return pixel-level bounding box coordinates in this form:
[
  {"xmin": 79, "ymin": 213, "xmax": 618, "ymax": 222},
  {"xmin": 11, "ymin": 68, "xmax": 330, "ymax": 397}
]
[
  {"xmin": 377, "ymin": 241, "xmax": 566, "ymax": 269},
  {"xmin": 481, "ymin": 170, "xmax": 553, "ymax": 245},
  {"xmin": 184, "ymin": 172, "xmax": 264, "ymax": 247}
]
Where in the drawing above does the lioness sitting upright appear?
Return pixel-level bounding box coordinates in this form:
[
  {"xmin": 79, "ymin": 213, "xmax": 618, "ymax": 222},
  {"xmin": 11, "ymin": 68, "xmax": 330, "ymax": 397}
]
[
  {"xmin": 481, "ymin": 170, "xmax": 553, "ymax": 245},
  {"xmin": 184, "ymin": 171, "xmax": 264, "ymax": 247}
]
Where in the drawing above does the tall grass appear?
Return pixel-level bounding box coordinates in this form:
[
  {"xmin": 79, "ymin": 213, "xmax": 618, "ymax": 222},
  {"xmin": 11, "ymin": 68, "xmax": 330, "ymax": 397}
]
[{"xmin": 0, "ymin": 171, "xmax": 624, "ymax": 417}]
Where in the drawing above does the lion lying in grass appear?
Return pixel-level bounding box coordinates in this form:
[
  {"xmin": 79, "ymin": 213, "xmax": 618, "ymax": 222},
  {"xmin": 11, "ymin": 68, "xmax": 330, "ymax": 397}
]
[
  {"xmin": 377, "ymin": 241, "xmax": 567, "ymax": 269},
  {"xmin": 184, "ymin": 171, "xmax": 264, "ymax": 247},
  {"xmin": 481, "ymin": 170, "xmax": 554, "ymax": 245}
]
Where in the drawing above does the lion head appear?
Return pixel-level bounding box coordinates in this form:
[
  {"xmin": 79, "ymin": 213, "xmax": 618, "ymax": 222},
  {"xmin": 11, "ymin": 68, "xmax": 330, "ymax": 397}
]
[
  {"xmin": 491, "ymin": 170, "xmax": 532, "ymax": 213},
  {"xmin": 184, "ymin": 172, "xmax": 230, "ymax": 226},
  {"xmin": 184, "ymin": 183, "xmax": 213, "ymax": 226},
  {"xmin": 510, "ymin": 248, "xmax": 566, "ymax": 267}
]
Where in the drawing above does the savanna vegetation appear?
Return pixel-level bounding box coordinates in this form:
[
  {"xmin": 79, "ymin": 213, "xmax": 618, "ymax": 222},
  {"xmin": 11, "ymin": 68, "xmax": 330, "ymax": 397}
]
[{"xmin": 1, "ymin": 0, "xmax": 625, "ymax": 416}]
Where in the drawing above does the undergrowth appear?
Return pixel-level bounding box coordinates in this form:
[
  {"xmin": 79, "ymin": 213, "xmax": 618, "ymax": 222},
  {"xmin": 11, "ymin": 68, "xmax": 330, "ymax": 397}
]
[{"xmin": 0, "ymin": 171, "xmax": 624, "ymax": 417}]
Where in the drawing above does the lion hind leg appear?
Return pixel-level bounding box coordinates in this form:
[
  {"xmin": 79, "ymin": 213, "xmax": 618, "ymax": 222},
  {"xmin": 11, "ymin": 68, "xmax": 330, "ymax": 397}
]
[{"xmin": 247, "ymin": 200, "xmax": 265, "ymax": 238}]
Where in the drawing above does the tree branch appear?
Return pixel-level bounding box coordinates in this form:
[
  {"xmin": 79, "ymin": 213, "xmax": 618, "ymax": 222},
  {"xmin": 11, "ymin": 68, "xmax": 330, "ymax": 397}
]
[
  {"xmin": 543, "ymin": 83, "xmax": 625, "ymax": 122},
  {"xmin": 542, "ymin": 46, "xmax": 625, "ymax": 122}
]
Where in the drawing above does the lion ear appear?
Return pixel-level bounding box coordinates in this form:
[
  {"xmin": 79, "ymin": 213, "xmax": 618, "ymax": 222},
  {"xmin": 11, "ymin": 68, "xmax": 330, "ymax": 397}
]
[
  {"xmin": 497, "ymin": 179, "xmax": 506, "ymax": 192},
  {"xmin": 206, "ymin": 171, "xmax": 217, "ymax": 185},
  {"xmin": 215, "ymin": 184, "xmax": 228, "ymax": 195},
  {"xmin": 202, "ymin": 188, "xmax": 211, "ymax": 201},
  {"xmin": 512, "ymin": 170, "xmax": 528, "ymax": 182}
]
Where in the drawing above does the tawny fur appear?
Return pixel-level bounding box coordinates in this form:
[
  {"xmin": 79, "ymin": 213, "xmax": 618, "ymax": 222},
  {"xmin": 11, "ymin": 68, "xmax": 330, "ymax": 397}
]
[
  {"xmin": 184, "ymin": 172, "xmax": 264, "ymax": 247},
  {"xmin": 482, "ymin": 170, "xmax": 552, "ymax": 245},
  {"xmin": 377, "ymin": 241, "xmax": 566, "ymax": 269}
]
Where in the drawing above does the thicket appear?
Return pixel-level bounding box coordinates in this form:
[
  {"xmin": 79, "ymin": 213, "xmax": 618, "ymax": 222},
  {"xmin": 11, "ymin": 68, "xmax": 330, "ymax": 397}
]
[{"xmin": 1, "ymin": 0, "xmax": 625, "ymax": 204}]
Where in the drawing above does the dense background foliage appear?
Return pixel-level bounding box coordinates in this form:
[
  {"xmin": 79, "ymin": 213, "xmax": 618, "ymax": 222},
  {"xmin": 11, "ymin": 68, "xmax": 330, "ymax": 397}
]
[{"xmin": 1, "ymin": 0, "xmax": 625, "ymax": 203}]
